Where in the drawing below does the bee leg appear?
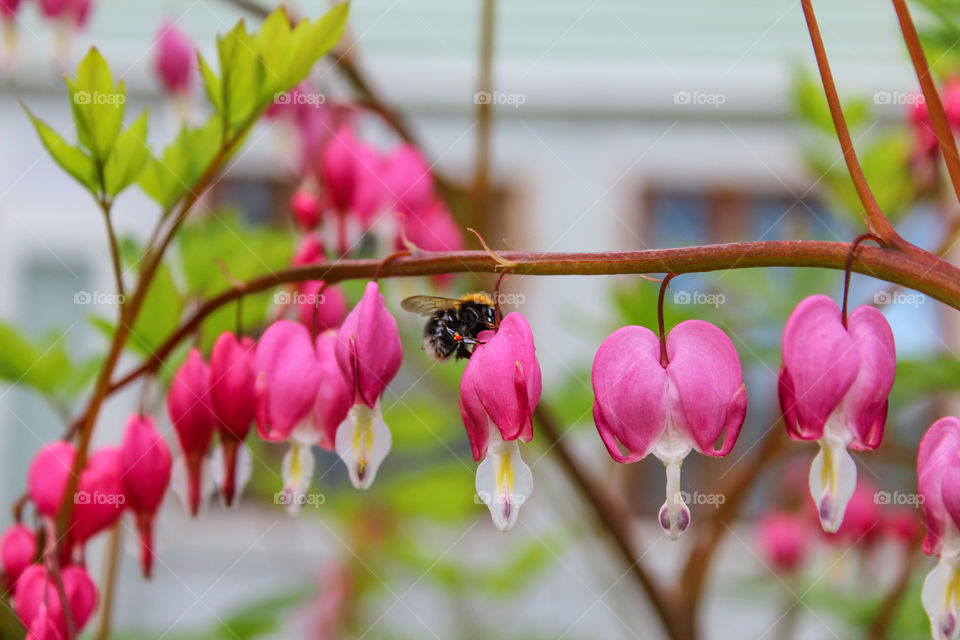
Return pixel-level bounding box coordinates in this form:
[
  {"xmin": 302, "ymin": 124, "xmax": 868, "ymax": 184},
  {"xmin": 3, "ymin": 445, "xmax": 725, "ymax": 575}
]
[{"xmin": 456, "ymin": 343, "xmax": 473, "ymax": 360}]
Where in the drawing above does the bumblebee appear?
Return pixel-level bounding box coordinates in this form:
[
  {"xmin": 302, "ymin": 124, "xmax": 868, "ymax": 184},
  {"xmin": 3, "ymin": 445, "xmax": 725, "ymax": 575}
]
[{"xmin": 401, "ymin": 293, "xmax": 498, "ymax": 361}]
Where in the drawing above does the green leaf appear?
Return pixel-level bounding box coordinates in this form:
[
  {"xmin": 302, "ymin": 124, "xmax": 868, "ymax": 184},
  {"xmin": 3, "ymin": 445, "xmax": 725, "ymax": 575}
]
[
  {"xmin": 138, "ymin": 117, "xmax": 223, "ymax": 208},
  {"xmin": 103, "ymin": 110, "xmax": 149, "ymax": 197},
  {"xmin": 23, "ymin": 106, "xmax": 99, "ymax": 193},
  {"xmin": 198, "ymin": 53, "xmax": 222, "ymax": 113},
  {"xmin": 218, "ymin": 20, "xmax": 265, "ymax": 137},
  {"xmin": 72, "ymin": 48, "xmax": 126, "ymax": 159},
  {"xmin": 282, "ymin": 4, "xmax": 349, "ymax": 91},
  {"xmin": 0, "ymin": 322, "xmax": 73, "ymax": 395}
]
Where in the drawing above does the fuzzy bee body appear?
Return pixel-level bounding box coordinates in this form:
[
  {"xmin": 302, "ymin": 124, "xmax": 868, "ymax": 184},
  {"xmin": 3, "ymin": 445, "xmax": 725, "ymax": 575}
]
[{"xmin": 402, "ymin": 293, "xmax": 497, "ymax": 361}]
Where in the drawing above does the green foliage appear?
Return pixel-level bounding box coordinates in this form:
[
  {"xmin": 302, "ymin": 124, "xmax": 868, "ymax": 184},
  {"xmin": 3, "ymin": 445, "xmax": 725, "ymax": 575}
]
[
  {"xmin": 103, "ymin": 110, "xmax": 150, "ymax": 197},
  {"xmin": 915, "ymin": 0, "xmax": 960, "ymax": 76},
  {"xmin": 24, "ymin": 48, "xmax": 149, "ymax": 201},
  {"xmin": 0, "ymin": 322, "xmax": 96, "ymax": 406},
  {"xmin": 791, "ymin": 67, "xmax": 914, "ymax": 224},
  {"xmin": 176, "ymin": 211, "xmax": 293, "ymax": 349},
  {"xmin": 198, "ymin": 4, "xmax": 348, "ymax": 140},
  {"xmin": 138, "ymin": 117, "xmax": 223, "ymax": 210}
]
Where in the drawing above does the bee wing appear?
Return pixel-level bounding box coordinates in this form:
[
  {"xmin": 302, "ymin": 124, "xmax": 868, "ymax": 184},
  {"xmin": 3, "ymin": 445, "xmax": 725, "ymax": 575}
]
[{"xmin": 400, "ymin": 295, "xmax": 461, "ymax": 315}]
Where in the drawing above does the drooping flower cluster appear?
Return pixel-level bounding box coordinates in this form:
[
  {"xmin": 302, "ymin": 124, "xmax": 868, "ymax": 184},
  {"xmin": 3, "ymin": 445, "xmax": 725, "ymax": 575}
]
[{"xmin": 271, "ymin": 114, "xmax": 463, "ymax": 264}]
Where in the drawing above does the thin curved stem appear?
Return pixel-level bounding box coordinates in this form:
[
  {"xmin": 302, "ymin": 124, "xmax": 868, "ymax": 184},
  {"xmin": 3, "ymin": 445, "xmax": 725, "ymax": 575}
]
[
  {"xmin": 841, "ymin": 232, "xmax": 883, "ymax": 326},
  {"xmin": 892, "ymin": 0, "xmax": 960, "ymax": 207},
  {"xmin": 657, "ymin": 273, "xmax": 676, "ymax": 366},
  {"xmin": 801, "ymin": 0, "xmax": 908, "ymax": 249}
]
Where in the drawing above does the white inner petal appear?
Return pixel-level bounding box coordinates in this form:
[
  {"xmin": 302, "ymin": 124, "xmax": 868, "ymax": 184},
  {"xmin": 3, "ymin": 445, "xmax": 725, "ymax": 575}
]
[
  {"xmin": 652, "ymin": 395, "xmax": 692, "ymax": 540},
  {"xmin": 475, "ymin": 422, "xmax": 533, "ymax": 532},
  {"xmin": 334, "ymin": 399, "xmax": 392, "ymax": 490},
  {"xmin": 808, "ymin": 425, "xmax": 857, "ymax": 533},
  {"xmin": 281, "ymin": 441, "xmax": 315, "ymax": 515},
  {"xmin": 923, "ymin": 556, "xmax": 960, "ymax": 640}
]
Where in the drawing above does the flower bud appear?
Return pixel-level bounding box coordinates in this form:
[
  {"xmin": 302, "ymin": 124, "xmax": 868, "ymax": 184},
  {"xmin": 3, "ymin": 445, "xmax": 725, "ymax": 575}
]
[
  {"xmin": 120, "ymin": 413, "xmax": 172, "ymax": 578},
  {"xmin": 167, "ymin": 348, "xmax": 216, "ymax": 516},
  {"xmin": 14, "ymin": 564, "xmax": 97, "ymax": 638},
  {"xmin": 0, "ymin": 524, "xmax": 37, "ymax": 588},
  {"xmin": 27, "ymin": 441, "xmax": 76, "ymax": 519},
  {"xmin": 153, "ymin": 19, "xmax": 194, "ymax": 95},
  {"xmin": 210, "ymin": 332, "xmax": 256, "ymax": 507},
  {"xmin": 290, "ymin": 188, "xmax": 321, "ymax": 231}
]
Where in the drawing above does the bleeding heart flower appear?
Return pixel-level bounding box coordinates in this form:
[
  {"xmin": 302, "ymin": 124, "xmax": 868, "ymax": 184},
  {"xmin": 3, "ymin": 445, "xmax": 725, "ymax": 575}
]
[
  {"xmin": 120, "ymin": 413, "xmax": 172, "ymax": 578},
  {"xmin": 290, "ymin": 188, "xmax": 321, "ymax": 231},
  {"xmin": 167, "ymin": 348, "xmax": 217, "ymax": 517},
  {"xmin": 592, "ymin": 320, "xmax": 747, "ymax": 539},
  {"xmin": 381, "ymin": 143, "xmax": 433, "ymax": 215},
  {"xmin": 313, "ymin": 331, "xmax": 352, "ymax": 452},
  {"xmin": 334, "ymin": 281, "xmax": 402, "ymax": 489},
  {"xmin": 0, "ymin": 524, "xmax": 37, "ymax": 587},
  {"xmin": 15, "ymin": 564, "xmax": 97, "ymax": 638},
  {"xmin": 779, "ymin": 294, "xmax": 895, "ymax": 533},
  {"xmin": 27, "ymin": 441, "xmax": 76, "ymax": 519},
  {"xmin": 255, "ymin": 320, "xmax": 323, "ymax": 511},
  {"xmin": 459, "ymin": 313, "xmax": 541, "ymax": 531},
  {"xmin": 70, "ymin": 447, "xmax": 125, "ymax": 546},
  {"xmin": 755, "ymin": 512, "xmax": 809, "ymax": 574},
  {"xmin": 295, "ymin": 281, "xmax": 347, "ymax": 333},
  {"xmin": 153, "ymin": 19, "xmax": 194, "ymax": 96},
  {"xmin": 919, "ymin": 417, "xmax": 960, "ymax": 640},
  {"xmin": 210, "ymin": 332, "xmax": 256, "ymax": 507}
]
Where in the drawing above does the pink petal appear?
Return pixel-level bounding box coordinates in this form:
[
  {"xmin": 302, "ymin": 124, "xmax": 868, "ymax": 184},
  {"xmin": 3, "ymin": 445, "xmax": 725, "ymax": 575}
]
[
  {"xmin": 780, "ymin": 295, "xmax": 860, "ymax": 441},
  {"xmin": 119, "ymin": 414, "xmax": 172, "ymax": 516},
  {"xmin": 843, "ymin": 305, "xmax": 896, "ymax": 450},
  {"xmin": 591, "ymin": 325, "xmax": 667, "ymax": 463},
  {"xmin": 666, "ymin": 320, "xmax": 746, "ymax": 457},
  {"xmin": 209, "ymin": 332, "xmax": 257, "ymax": 442},
  {"xmin": 255, "ymin": 321, "xmax": 323, "ymax": 441},
  {"xmin": 335, "ymin": 282, "xmax": 402, "ymax": 408},
  {"xmin": 314, "ymin": 332, "xmax": 353, "ymax": 450},
  {"xmin": 918, "ymin": 417, "xmax": 960, "ymax": 555},
  {"xmin": 465, "ymin": 313, "xmax": 541, "ymax": 442},
  {"xmin": 27, "ymin": 441, "xmax": 75, "ymax": 518}
]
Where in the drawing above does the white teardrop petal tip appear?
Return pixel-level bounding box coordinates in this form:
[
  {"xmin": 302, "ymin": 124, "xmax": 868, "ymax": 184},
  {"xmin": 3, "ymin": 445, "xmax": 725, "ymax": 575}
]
[
  {"xmin": 475, "ymin": 438, "xmax": 532, "ymax": 532},
  {"xmin": 335, "ymin": 400, "xmax": 392, "ymax": 490}
]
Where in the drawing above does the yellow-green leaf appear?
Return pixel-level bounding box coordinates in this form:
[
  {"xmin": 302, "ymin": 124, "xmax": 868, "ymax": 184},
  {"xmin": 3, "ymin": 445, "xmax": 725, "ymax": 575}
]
[
  {"xmin": 23, "ymin": 106, "xmax": 98, "ymax": 193},
  {"xmin": 103, "ymin": 110, "xmax": 149, "ymax": 197}
]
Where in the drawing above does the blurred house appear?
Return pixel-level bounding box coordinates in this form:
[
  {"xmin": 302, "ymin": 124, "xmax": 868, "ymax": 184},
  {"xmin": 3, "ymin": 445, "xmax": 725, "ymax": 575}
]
[{"xmin": 0, "ymin": 1, "xmax": 933, "ymax": 638}]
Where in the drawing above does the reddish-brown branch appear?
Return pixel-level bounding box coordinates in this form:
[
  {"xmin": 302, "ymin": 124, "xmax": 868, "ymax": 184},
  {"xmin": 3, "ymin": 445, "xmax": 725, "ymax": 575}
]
[
  {"xmin": 801, "ymin": 0, "xmax": 908, "ymax": 249},
  {"xmin": 892, "ymin": 0, "xmax": 960, "ymax": 207},
  {"xmin": 104, "ymin": 241, "xmax": 960, "ymax": 394}
]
